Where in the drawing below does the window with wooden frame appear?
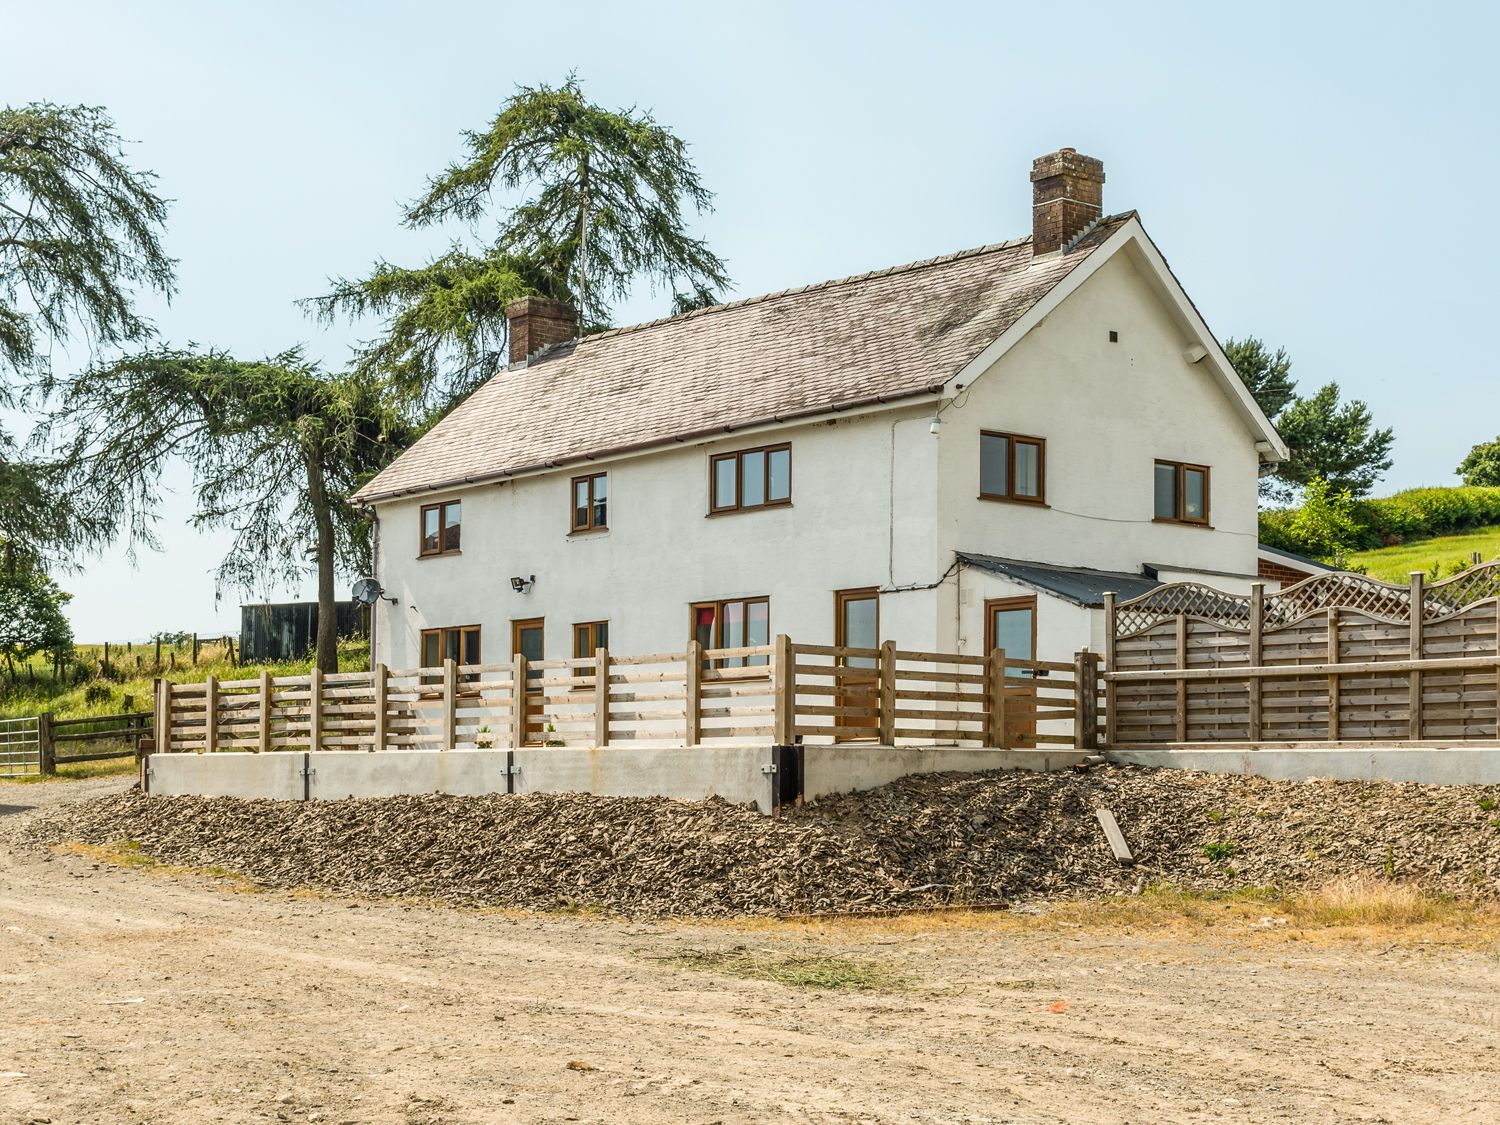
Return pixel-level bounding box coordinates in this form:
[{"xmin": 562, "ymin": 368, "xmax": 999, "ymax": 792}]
[
  {"xmin": 709, "ymin": 444, "xmax": 791, "ymax": 514},
  {"xmin": 691, "ymin": 597, "xmax": 770, "ymax": 667},
  {"xmin": 573, "ymin": 620, "xmax": 609, "ymax": 659},
  {"xmin": 420, "ymin": 625, "xmax": 480, "ymax": 684},
  {"xmin": 571, "ymin": 473, "xmax": 608, "ymax": 532},
  {"xmin": 1153, "ymin": 460, "xmax": 1210, "ymax": 525},
  {"xmin": 420, "ymin": 625, "xmax": 481, "ymax": 667},
  {"xmin": 419, "ymin": 499, "xmax": 461, "ymax": 556},
  {"xmin": 979, "ymin": 431, "xmax": 1045, "ymax": 504}
]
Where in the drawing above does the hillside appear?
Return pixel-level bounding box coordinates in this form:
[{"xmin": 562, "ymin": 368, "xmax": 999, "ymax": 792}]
[{"xmin": 1346, "ymin": 527, "xmax": 1500, "ymax": 583}]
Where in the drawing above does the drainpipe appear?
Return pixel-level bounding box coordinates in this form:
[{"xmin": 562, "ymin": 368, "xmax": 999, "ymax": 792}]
[{"xmin": 369, "ymin": 508, "xmax": 381, "ymax": 666}]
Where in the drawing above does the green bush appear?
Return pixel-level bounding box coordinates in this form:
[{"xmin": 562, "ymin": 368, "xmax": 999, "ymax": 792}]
[{"xmin": 1261, "ymin": 486, "xmax": 1500, "ymax": 559}]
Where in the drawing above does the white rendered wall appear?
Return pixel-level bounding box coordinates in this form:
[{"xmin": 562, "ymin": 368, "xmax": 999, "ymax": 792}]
[
  {"xmin": 372, "ymin": 405, "xmax": 945, "ymax": 668},
  {"xmin": 931, "ymin": 245, "xmax": 1263, "ymax": 654}
]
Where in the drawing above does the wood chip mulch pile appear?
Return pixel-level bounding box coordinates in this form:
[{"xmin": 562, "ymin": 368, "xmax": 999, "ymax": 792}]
[{"xmin": 21, "ymin": 765, "xmax": 1500, "ymax": 916}]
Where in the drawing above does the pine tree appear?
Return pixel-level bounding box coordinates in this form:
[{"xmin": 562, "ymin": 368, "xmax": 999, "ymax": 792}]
[{"xmin": 309, "ymin": 76, "xmax": 729, "ymax": 408}]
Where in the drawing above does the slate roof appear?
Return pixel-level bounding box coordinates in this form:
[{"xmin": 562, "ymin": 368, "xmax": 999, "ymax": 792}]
[
  {"xmin": 354, "ymin": 214, "xmax": 1135, "ymax": 502},
  {"xmin": 958, "ymin": 553, "xmax": 1162, "ymax": 607}
]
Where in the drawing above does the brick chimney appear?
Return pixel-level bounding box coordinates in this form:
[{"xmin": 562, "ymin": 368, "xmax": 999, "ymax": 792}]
[
  {"xmin": 1030, "ymin": 148, "xmax": 1105, "ymax": 255},
  {"xmin": 506, "ymin": 296, "xmax": 577, "ymax": 364}
]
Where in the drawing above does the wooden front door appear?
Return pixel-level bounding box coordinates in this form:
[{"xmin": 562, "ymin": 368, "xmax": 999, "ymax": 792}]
[
  {"xmin": 512, "ymin": 618, "xmax": 544, "ymax": 744},
  {"xmin": 985, "ymin": 596, "xmax": 1037, "ymax": 747},
  {"xmin": 835, "ymin": 588, "xmax": 880, "ymax": 740}
]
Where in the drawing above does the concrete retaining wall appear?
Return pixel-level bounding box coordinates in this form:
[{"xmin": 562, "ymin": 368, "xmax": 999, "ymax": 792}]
[
  {"xmin": 145, "ymin": 744, "xmax": 1084, "ymax": 813},
  {"xmin": 1108, "ymin": 746, "xmax": 1500, "ymax": 785}
]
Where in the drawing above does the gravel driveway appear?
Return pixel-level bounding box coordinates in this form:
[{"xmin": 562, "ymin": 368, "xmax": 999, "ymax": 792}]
[{"xmin": 3, "ymin": 774, "xmax": 1498, "ymax": 1123}]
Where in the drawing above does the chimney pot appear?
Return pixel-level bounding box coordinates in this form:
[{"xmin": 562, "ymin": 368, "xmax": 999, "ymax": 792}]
[
  {"xmin": 1031, "ymin": 148, "xmax": 1105, "ymax": 256},
  {"xmin": 505, "ymin": 296, "xmax": 577, "ymax": 365}
]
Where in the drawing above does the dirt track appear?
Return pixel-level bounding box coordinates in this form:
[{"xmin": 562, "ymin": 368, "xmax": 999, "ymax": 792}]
[{"xmin": 3, "ymin": 779, "xmax": 1499, "ymax": 1124}]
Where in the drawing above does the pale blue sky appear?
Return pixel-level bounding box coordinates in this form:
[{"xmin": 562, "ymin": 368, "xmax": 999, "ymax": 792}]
[{"xmin": 6, "ymin": 0, "xmax": 1498, "ymax": 640}]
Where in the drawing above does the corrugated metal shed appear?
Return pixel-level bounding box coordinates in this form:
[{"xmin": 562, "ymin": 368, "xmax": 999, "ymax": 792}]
[
  {"xmin": 958, "ymin": 554, "xmax": 1161, "ymax": 607},
  {"xmin": 239, "ymin": 601, "xmax": 368, "ymax": 662}
]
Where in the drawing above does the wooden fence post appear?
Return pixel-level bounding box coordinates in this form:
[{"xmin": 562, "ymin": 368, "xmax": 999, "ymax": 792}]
[
  {"xmin": 258, "ymin": 669, "xmax": 272, "ymax": 754},
  {"xmin": 145, "ymin": 677, "xmax": 162, "ymax": 754},
  {"xmin": 511, "ymin": 653, "xmax": 527, "ymax": 749},
  {"xmin": 1248, "ymin": 583, "xmax": 1264, "ymax": 742},
  {"xmin": 773, "ymin": 634, "xmax": 794, "ymax": 744},
  {"xmin": 1102, "ymin": 592, "xmax": 1117, "ymax": 749},
  {"xmin": 877, "ymin": 639, "xmax": 897, "ymax": 745},
  {"xmin": 594, "ymin": 648, "xmax": 611, "ymax": 747},
  {"xmin": 38, "ymin": 712, "xmax": 55, "ymax": 776},
  {"xmin": 158, "ymin": 679, "xmax": 172, "ymax": 754},
  {"xmin": 684, "ymin": 641, "xmax": 703, "ymax": 745},
  {"xmin": 1073, "ymin": 649, "xmax": 1099, "ymax": 750},
  {"xmin": 1326, "ymin": 606, "xmax": 1341, "ymax": 742},
  {"xmin": 372, "ymin": 664, "xmax": 388, "ymax": 752},
  {"xmin": 309, "ymin": 666, "xmax": 324, "ymax": 752},
  {"xmin": 1174, "ymin": 614, "xmax": 1189, "ymax": 743},
  {"xmin": 442, "ymin": 658, "xmax": 457, "ymax": 750},
  {"xmin": 1409, "ymin": 572, "xmax": 1425, "ymax": 740},
  {"xmin": 204, "ymin": 674, "xmax": 219, "ymax": 754},
  {"xmin": 986, "ymin": 648, "xmax": 1006, "ymax": 748}
]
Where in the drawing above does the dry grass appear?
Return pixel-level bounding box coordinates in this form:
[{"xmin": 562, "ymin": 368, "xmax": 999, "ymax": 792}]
[
  {"xmin": 1, "ymin": 757, "xmax": 138, "ymax": 785},
  {"xmin": 55, "ymin": 840, "xmax": 266, "ymax": 893},
  {"xmin": 726, "ymin": 878, "xmax": 1500, "ymax": 948},
  {"xmin": 664, "ymin": 945, "xmax": 908, "ymax": 992}
]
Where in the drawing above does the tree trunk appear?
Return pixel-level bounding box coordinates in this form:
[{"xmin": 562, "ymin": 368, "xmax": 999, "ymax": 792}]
[{"xmin": 302, "ymin": 438, "xmax": 340, "ymax": 675}]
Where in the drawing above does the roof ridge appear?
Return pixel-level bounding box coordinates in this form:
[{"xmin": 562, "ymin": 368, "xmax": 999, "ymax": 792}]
[
  {"xmin": 576, "ymin": 211, "xmax": 1138, "ymax": 346},
  {"xmin": 577, "ymin": 233, "xmax": 1037, "ymax": 346}
]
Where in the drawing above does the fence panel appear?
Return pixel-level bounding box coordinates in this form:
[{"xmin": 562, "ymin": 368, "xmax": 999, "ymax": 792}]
[
  {"xmin": 156, "ymin": 636, "xmax": 1092, "ymax": 753},
  {"xmin": 1106, "ymin": 563, "xmax": 1500, "ymax": 747}
]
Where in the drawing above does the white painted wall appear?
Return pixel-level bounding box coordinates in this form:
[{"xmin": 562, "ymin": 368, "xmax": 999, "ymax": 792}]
[
  {"xmin": 371, "ymin": 239, "xmax": 1270, "ymax": 672},
  {"xmin": 931, "ymin": 244, "xmax": 1263, "ymax": 655},
  {"xmin": 371, "ymin": 404, "xmax": 945, "ymax": 668}
]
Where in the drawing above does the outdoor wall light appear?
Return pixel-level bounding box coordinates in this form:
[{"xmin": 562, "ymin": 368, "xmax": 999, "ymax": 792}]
[
  {"xmin": 510, "ymin": 575, "xmax": 535, "ymax": 593},
  {"xmin": 928, "ymin": 415, "xmax": 942, "ymax": 435}
]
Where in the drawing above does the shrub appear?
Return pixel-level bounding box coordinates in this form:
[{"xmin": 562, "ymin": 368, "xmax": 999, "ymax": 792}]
[{"xmin": 1261, "ymin": 486, "xmax": 1500, "ymax": 558}]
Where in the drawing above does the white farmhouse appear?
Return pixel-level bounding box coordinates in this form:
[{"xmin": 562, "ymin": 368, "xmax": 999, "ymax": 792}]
[{"xmin": 354, "ymin": 148, "xmax": 1288, "ymax": 681}]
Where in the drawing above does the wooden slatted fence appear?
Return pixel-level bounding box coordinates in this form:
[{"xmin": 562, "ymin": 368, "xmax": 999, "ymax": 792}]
[
  {"xmin": 1105, "ymin": 563, "xmax": 1500, "ymax": 748},
  {"xmin": 156, "ymin": 638, "xmax": 1103, "ymax": 753}
]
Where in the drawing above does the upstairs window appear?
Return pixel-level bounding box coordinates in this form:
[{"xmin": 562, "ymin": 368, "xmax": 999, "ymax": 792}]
[
  {"xmin": 572, "ymin": 473, "xmax": 608, "ymax": 532},
  {"xmin": 1154, "ymin": 460, "xmax": 1210, "ymax": 525},
  {"xmin": 979, "ymin": 431, "xmax": 1045, "ymax": 504},
  {"xmin": 710, "ymin": 444, "xmax": 791, "ymax": 513},
  {"xmin": 420, "ymin": 500, "xmax": 461, "ymax": 556}
]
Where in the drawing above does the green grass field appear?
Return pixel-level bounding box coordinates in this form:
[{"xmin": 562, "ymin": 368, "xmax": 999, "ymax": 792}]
[
  {"xmin": 0, "ymin": 638, "xmax": 370, "ymax": 722},
  {"xmin": 1346, "ymin": 526, "xmax": 1500, "ymax": 583}
]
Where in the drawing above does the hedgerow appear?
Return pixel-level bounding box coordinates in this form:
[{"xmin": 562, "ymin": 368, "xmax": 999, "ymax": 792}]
[{"xmin": 1260, "ymin": 486, "xmax": 1500, "ymax": 557}]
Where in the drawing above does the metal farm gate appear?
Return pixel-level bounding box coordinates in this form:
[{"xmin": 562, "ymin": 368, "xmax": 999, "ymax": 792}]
[{"xmin": 0, "ymin": 716, "xmax": 39, "ymax": 776}]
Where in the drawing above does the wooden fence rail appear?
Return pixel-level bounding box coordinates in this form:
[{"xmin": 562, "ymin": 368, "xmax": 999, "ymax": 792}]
[
  {"xmin": 37, "ymin": 711, "xmax": 152, "ymax": 774},
  {"xmin": 155, "ymin": 637, "xmax": 1104, "ymax": 754},
  {"xmin": 1105, "ymin": 565, "xmax": 1500, "ymax": 748}
]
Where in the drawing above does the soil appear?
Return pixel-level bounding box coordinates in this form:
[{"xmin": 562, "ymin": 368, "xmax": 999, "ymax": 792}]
[{"xmin": 3, "ymin": 776, "xmax": 1499, "ymax": 1123}]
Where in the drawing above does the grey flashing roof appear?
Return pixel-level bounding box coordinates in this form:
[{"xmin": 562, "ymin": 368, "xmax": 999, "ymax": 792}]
[
  {"xmin": 1257, "ymin": 543, "xmax": 1341, "ymax": 573},
  {"xmin": 958, "ymin": 553, "xmax": 1161, "ymax": 607}
]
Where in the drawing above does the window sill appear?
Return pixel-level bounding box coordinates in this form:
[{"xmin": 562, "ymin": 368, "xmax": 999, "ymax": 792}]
[
  {"xmin": 568, "ymin": 527, "xmax": 610, "ymax": 538},
  {"xmin": 417, "ymin": 550, "xmax": 463, "ymax": 559},
  {"xmin": 705, "ymin": 502, "xmax": 793, "ymax": 518},
  {"xmin": 977, "ymin": 494, "xmax": 1049, "ymax": 508},
  {"xmin": 1152, "ymin": 517, "xmax": 1214, "ymax": 530}
]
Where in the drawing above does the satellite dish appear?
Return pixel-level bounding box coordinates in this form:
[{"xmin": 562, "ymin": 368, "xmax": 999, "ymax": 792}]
[{"xmin": 352, "ymin": 577, "xmax": 384, "ymax": 606}]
